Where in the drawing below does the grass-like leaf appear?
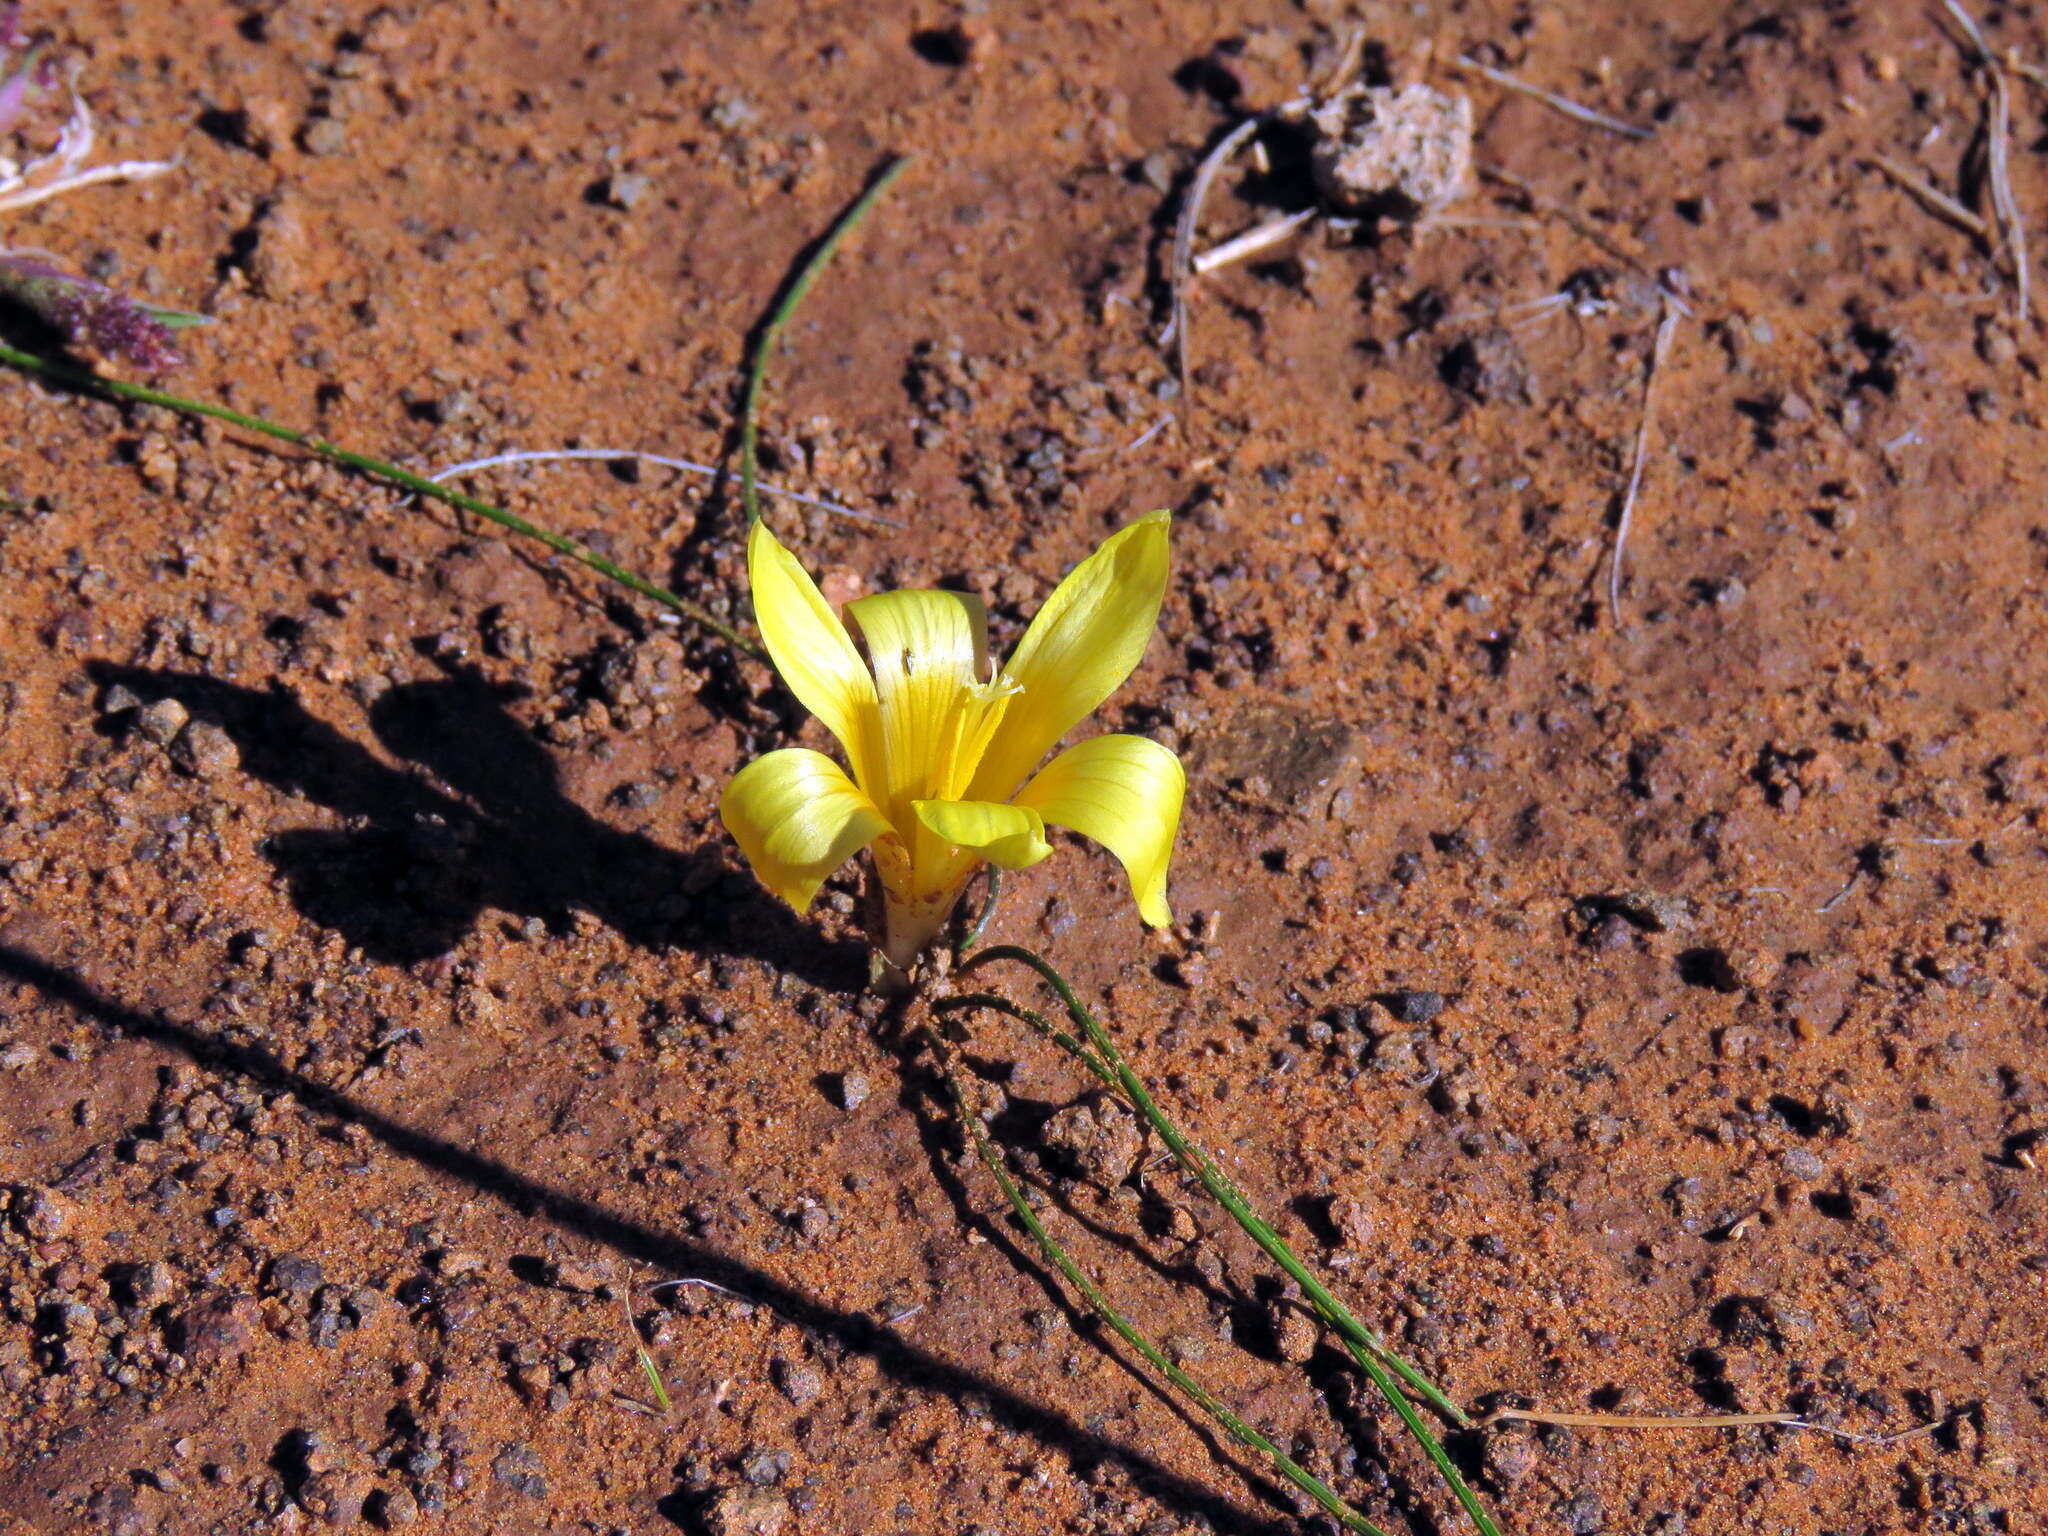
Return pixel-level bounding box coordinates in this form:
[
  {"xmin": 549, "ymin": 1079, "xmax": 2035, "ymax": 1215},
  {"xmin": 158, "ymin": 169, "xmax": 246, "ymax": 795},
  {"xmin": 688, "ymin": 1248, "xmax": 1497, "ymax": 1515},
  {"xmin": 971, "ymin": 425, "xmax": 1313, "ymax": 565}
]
[
  {"xmin": 925, "ymin": 1025, "xmax": 1389, "ymax": 1535},
  {"xmin": 739, "ymin": 155, "xmax": 913, "ymax": 526},
  {"xmin": 0, "ymin": 337, "xmax": 760, "ymax": 656},
  {"xmin": 950, "ymin": 944, "xmax": 1506, "ymax": 1536}
]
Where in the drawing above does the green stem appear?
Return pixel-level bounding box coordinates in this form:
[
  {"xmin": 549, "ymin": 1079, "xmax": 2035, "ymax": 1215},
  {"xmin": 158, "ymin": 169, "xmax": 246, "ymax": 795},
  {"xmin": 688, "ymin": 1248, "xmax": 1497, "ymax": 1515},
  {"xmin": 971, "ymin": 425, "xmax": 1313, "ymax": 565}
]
[
  {"xmin": 960, "ymin": 945, "xmax": 1457, "ymax": 1413},
  {"xmin": 956, "ymin": 866, "xmax": 1003, "ymax": 957},
  {"xmin": 955, "ymin": 944, "xmax": 1504, "ymax": 1536},
  {"xmin": 741, "ymin": 155, "xmax": 913, "ymax": 527},
  {"xmin": 925, "ymin": 1029, "xmax": 1387, "ymax": 1536},
  {"xmin": 0, "ymin": 341, "xmax": 761, "ymax": 658}
]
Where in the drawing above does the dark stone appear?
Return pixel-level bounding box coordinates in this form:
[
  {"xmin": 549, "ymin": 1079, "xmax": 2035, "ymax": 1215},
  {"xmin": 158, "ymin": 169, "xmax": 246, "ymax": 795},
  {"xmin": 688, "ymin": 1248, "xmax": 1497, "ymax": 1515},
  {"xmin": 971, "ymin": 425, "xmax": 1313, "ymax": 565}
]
[
  {"xmin": 1385, "ymin": 989, "xmax": 1445, "ymax": 1024},
  {"xmin": 491, "ymin": 1443, "xmax": 547, "ymax": 1499},
  {"xmin": 1560, "ymin": 1490, "xmax": 1605, "ymax": 1535}
]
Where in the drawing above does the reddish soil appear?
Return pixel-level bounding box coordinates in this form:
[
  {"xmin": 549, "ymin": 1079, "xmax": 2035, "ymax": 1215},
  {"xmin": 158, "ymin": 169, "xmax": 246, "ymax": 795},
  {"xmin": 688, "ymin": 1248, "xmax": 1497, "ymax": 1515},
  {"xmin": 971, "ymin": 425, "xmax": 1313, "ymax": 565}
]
[{"xmin": 1, "ymin": 2, "xmax": 2044, "ymax": 1534}]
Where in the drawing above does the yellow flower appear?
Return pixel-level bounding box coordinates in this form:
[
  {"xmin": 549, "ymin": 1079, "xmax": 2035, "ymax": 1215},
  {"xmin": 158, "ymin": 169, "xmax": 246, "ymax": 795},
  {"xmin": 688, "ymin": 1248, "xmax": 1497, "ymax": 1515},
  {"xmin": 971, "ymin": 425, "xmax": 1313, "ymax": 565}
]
[{"xmin": 721, "ymin": 512, "xmax": 1185, "ymax": 968}]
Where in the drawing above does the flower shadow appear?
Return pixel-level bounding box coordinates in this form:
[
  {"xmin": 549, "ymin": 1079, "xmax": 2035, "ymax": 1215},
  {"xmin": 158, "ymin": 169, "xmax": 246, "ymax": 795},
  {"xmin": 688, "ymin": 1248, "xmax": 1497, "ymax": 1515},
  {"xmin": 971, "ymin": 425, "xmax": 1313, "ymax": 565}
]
[{"xmin": 85, "ymin": 659, "xmax": 863, "ymax": 989}]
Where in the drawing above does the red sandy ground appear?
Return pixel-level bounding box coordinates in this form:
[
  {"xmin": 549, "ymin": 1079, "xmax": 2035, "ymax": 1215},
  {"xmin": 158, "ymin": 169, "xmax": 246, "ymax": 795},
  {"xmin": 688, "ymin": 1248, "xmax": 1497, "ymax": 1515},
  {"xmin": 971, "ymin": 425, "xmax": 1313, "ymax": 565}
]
[{"xmin": 0, "ymin": 3, "xmax": 2042, "ymax": 1534}]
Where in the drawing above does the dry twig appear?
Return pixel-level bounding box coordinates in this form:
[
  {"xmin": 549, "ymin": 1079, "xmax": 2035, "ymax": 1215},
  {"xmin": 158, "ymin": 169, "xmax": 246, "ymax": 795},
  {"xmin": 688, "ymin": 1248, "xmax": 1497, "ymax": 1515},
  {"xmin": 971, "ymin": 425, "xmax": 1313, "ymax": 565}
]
[
  {"xmin": 1608, "ymin": 293, "xmax": 1684, "ymax": 625},
  {"xmin": 1868, "ymin": 154, "xmax": 1992, "ymax": 240},
  {"xmin": 1191, "ymin": 208, "xmax": 1317, "ymax": 275},
  {"xmin": 1479, "ymin": 1406, "xmax": 1949, "ymax": 1449},
  {"xmin": 1454, "ymin": 54, "xmax": 1653, "ymax": 139},
  {"xmin": 1167, "ymin": 116, "xmax": 1262, "ymax": 398},
  {"xmin": 430, "ymin": 447, "xmax": 900, "ymax": 527},
  {"xmin": 1943, "ymin": 0, "xmax": 2031, "ymax": 324}
]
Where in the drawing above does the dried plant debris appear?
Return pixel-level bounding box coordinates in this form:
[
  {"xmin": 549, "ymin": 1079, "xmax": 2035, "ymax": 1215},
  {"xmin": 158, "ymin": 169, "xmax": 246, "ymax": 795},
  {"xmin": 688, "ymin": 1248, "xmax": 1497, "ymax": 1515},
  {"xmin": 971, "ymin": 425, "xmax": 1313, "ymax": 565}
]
[
  {"xmin": 0, "ymin": 6, "xmax": 172, "ymax": 214},
  {"xmin": 0, "ymin": 253, "xmax": 185, "ymax": 371},
  {"xmin": 1308, "ymin": 81, "xmax": 1472, "ymax": 221},
  {"xmin": 0, "ymin": 4, "xmax": 187, "ymax": 369}
]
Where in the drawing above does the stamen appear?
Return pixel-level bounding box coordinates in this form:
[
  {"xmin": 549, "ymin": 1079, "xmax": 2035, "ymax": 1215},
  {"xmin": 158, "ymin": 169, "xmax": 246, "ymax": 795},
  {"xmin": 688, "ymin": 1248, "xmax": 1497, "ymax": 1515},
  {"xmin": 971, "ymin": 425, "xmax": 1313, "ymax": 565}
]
[
  {"xmin": 948, "ymin": 672, "xmax": 1020, "ymax": 798},
  {"xmin": 972, "ymin": 670, "xmax": 1024, "ymax": 703}
]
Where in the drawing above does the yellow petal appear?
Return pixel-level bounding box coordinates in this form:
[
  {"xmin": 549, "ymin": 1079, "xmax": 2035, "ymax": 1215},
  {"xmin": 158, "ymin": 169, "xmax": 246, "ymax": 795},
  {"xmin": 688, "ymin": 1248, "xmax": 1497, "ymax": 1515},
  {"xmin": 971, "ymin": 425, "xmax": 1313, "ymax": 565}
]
[
  {"xmin": 845, "ymin": 588, "xmax": 989, "ymax": 830},
  {"xmin": 719, "ymin": 748, "xmax": 890, "ymax": 911},
  {"xmin": 1014, "ymin": 733, "xmax": 1184, "ymax": 926},
  {"xmin": 914, "ymin": 798, "xmax": 1053, "ymax": 871},
  {"xmin": 748, "ymin": 519, "xmax": 877, "ymax": 781},
  {"xmin": 968, "ymin": 511, "xmax": 1171, "ymax": 802}
]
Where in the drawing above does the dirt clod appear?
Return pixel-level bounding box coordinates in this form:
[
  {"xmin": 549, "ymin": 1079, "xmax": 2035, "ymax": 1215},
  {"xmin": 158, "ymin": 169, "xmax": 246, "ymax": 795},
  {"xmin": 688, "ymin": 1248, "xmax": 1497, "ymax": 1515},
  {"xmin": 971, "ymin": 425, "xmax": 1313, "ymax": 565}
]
[
  {"xmin": 369, "ymin": 1485, "xmax": 419, "ymax": 1528},
  {"xmin": 1483, "ymin": 1426, "xmax": 1540, "ymax": 1485},
  {"xmin": 111, "ymin": 1259, "xmax": 175, "ymax": 1307},
  {"xmin": 1440, "ymin": 326, "xmax": 1531, "ymax": 403},
  {"xmin": 772, "ymin": 1355, "xmax": 824, "ymax": 1408},
  {"xmin": 1327, "ymin": 1193, "xmax": 1374, "ymax": 1249},
  {"xmin": 9, "ymin": 1183, "xmax": 76, "ymax": 1239},
  {"xmin": 172, "ymin": 1292, "xmax": 258, "ymax": 1365},
  {"xmin": 298, "ymin": 1470, "xmax": 368, "ymax": 1527},
  {"xmin": 703, "ymin": 1487, "xmax": 790, "ymax": 1536},
  {"xmin": 1309, "ymin": 82, "xmax": 1472, "ymax": 218},
  {"xmin": 1039, "ymin": 1092, "xmax": 1143, "ymax": 1187}
]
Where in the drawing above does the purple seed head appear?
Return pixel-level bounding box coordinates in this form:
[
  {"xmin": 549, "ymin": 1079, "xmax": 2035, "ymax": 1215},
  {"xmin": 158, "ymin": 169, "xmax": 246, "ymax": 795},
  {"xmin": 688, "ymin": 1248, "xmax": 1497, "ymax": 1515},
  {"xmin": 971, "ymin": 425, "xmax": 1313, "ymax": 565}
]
[{"xmin": 0, "ymin": 254, "xmax": 182, "ymax": 373}]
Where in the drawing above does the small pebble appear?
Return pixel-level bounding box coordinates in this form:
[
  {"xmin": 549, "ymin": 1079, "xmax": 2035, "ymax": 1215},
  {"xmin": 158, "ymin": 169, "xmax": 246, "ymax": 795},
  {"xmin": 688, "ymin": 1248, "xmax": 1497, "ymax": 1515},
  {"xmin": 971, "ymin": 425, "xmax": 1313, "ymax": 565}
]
[
  {"xmin": 1559, "ymin": 1489, "xmax": 1605, "ymax": 1535},
  {"xmin": 772, "ymin": 1355, "xmax": 824, "ymax": 1408},
  {"xmin": 1271, "ymin": 1302, "xmax": 1317, "ymax": 1363},
  {"xmin": 605, "ymin": 172, "xmax": 652, "ymax": 209},
  {"xmin": 1780, "ymin": 1147, "xmax": 1825, "ymax": 1182},
  {"xmin": 301, "ymin": 117, "xmax": 348, "ymax": 155},
  {"xmin": 134, "ymin": 697, "xmax": 189, "ymax": 746},
  {"xmin": 170, "ymin": 721, "xmax": 239, "ymax": 779},
  {"xmin": 490, "ymin": 1443, "xmax": 547, "ymax": 1499}
]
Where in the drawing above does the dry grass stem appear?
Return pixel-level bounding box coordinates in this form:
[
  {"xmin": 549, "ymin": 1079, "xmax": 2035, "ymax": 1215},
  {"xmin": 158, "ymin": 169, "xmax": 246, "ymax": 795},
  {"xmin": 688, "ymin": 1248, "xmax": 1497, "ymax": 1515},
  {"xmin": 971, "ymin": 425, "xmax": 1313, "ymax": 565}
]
[
  {"xmin": 1869, "ymin": 154, "xmax": 1992, "ymax": 239},
  {"xmin": 1120, "ymin": 413, "xmax": 1173, "ymax": 454},
  {"xmin": 1481, "ymin": 1406, "xmax": 1949, "ymax": 1449},
  {"xmin": 2010, "ymin": 56, "xmax": 2048, "ymax": 92},
  {"xmin": 1310, "ymin": 25, "xmax": 1366, "ymax": 102},
  {"xmin": 1817, "ymin": 866, "xmax": 1863, "ymax": 914},
  {"xmin": 1608, "ymin": 295, "xmax": 1683, "ymax": 625},
  {"xmin": 0, "ymin": 91, "xmax": 173, "ymax": 215},
  {"xmin": 1454, "ymin": 54, "xmax": 1653, "ymax": 139},
  {"xmin": 1943, "ymin": 0, "xmax": 2031, "ymax": 323},
  {"xmin": 1168, "ymin": 115, "xmax": 1261, "ymax": 398},
  {"xmin": 429, "ymin": 446, "xmax": 901, "ymax": 527},
  {"xmin": 1191, "ymin": 208, "xmax": 1317, "ymax": 275}
]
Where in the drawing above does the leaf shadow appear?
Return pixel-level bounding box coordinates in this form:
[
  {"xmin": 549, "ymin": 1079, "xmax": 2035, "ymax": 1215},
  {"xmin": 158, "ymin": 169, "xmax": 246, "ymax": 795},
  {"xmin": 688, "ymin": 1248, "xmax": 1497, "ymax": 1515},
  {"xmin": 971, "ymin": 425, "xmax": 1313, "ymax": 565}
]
[{"xmin": 0, "ymin": 942, "xmax": 1297, "ymax": 1536}]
